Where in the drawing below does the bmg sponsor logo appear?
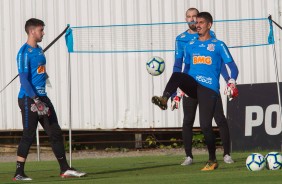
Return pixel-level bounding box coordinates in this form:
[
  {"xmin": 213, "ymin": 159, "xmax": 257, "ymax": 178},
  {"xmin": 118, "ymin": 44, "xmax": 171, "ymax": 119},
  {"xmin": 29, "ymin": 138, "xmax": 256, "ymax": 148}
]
[
  {"xmin": 193, "ymin": 56, "xmax": 212, "ymax": 65},
  {"xmin": 37, "ymin": 65, "xmax": 46, "ymax": 74}
]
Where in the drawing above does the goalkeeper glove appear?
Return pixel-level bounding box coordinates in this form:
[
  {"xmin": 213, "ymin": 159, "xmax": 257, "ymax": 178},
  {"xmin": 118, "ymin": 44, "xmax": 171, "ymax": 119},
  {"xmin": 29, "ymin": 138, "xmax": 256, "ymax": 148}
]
[
  {"xmin": 224, "ymin": 78, "xmax": 239, "ymax": 101},
  {"xmin": 171, "ymin": 89, "xmax": 185, "ymax": 111},
  {"xmin": 31, "ymin": 97, "xmax": 50, "ymax": 116}
]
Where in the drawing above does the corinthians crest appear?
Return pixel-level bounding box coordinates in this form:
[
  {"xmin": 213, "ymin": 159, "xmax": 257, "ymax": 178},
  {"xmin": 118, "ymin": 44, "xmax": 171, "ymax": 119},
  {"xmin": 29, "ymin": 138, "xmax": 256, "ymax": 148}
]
[{"xmin": 207, "ymin": 44, "xmax": 215, "ymax": 51}]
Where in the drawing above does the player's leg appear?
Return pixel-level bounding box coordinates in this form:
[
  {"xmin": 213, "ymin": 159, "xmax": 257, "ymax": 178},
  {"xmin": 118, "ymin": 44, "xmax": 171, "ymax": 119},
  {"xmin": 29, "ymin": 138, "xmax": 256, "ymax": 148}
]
[
  {"xmin": 197, "ymin": 85, "xmax": 218, "ymax": 171},
  {"xmin": 152, "ymin": 72, "xmax": 197, "ymax": 110},
  {"xmin": 181, "ymin": 96, "xmax": 198, "ymax": 165},
  {"xmin": 13, "ymin": 97, "xmax": 39, "ymax": 181},
  {"xmin": 39, "ymin": 96, "xmax": 86, "ymax": 178},
  {"xmin": 213, "ymin": 95, "xmax": 234, "ymax": 163}
]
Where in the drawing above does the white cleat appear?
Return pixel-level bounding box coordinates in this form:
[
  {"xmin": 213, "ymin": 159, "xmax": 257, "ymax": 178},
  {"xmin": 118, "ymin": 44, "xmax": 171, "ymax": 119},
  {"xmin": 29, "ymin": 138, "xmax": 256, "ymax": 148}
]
[
  {"xmin": 181, "ymin": 156, "xmax": 193, "ymax": 166},
  {"xmin": 13, "ymin": 174, "xmax": 32, "ymax": 181},
  {"xmin": 60, "ymin": 168, "xmax": 87, "ymax": 178},
  {"xmin": 223, "ymin": 154, "xmax": 234, "ymax": 164}
]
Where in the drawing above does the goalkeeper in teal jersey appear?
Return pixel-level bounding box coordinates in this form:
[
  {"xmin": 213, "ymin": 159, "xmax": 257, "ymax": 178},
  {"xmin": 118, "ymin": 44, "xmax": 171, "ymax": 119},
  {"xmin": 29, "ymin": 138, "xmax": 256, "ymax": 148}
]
[
  {"xmin": 152, "ymin": 12, "xmax": 239, "ymax": 171},
  {"xmin": 171, "ymin": 8, "xmax": 235, "ymax": 167},
  {"xmin": 13, "ymin": 18, "xmax": 86, "ymax": 181}
]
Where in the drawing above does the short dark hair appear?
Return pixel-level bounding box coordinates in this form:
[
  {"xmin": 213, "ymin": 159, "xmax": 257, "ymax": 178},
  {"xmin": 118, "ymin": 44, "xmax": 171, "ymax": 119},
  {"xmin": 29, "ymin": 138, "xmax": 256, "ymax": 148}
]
[
  {"xmin": 186, "ymin": 8, "xmax": 199, "ymax": 15},
  {"xmin": 197, "ymin": 12, "xmax": 213, "ymax": 24},
  {"xmin": 25, "ymin": 18, "xmax": 45, "ymax": 34}
]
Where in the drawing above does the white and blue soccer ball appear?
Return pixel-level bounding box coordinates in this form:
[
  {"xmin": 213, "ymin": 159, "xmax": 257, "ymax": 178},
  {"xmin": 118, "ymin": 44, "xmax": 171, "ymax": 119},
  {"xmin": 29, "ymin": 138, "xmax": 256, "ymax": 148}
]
[
  {"xmin": 246, "ymin": 153, "xmax": 265, "ymax": 171},
  {"xmin": 265, "ymin": 152, "xmax": 282, "ymax": 170},
  {"xmin": 146, "ymin": 56, "xmax": 165, "ymax": 76}
]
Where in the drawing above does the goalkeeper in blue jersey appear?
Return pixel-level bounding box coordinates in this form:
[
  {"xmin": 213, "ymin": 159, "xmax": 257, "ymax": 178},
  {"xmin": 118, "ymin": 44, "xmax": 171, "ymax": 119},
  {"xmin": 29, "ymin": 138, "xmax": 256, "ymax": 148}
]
[
  {"xmin": 152, "ymin": 12, "xmax": 239, "ymax": 171},
  {"xmin": 172, "ymin": 8, "xmax": 235, "ymax": 166},
  {"xmin": 13, "ymin": 18, "xmax": 86, "ymax": 181}
]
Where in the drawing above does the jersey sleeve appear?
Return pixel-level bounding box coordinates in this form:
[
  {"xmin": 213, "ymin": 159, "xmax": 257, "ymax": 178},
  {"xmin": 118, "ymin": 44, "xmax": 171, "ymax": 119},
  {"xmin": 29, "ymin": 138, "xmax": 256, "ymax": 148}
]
[
  {"xmin": 17, "ymin": 52, "xmax": 29, "ymax": 74},
  {"xmin": 182, "ymin": 63, "xmax": 190, "ymax": 74},
  {"xmin": 17, "ymin": 51, "xmax": 37, "ymax": 98},
  {"xmin": 226, "ymin": 61, "xmax": 239, "ymax": 80},
  {"xmin": 184, "ymin": 43, "xmax": 191, "ymax": 65},
  {"xmin": 219, "ymin": 42, "xmax": 233, "ymax": 64},
  {"xmin": 220, "ymin": 62, "xmax": 230, "ymax": 82},
  {"xmin": 173, "ymin": 38, "xmax": 185, "ymax": 72},
  {"xmin": 218, "ymin": 42, "xmax": 239, "ymax": 81}
]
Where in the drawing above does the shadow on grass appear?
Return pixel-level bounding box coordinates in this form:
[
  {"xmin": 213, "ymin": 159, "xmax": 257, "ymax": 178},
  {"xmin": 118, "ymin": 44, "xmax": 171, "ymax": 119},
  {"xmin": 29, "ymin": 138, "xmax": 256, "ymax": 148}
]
[
  {"xmin": 93, "ymin": 163, "xmax": 178, "ymax": 175},
  {"xmin": 2, "ymin": 176, "xmax": 110, "ymax": 184},
  {"xmin": 1, "ymin": 163, "xmax": 179, "ymax": 183}
]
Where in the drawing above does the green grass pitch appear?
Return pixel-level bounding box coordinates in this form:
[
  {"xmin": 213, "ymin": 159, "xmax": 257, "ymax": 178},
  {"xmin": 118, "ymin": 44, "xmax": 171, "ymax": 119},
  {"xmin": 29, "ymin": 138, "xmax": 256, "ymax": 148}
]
[{"xmin": 1, "ymin": 152, "xmax": 282, "ymax": 184}]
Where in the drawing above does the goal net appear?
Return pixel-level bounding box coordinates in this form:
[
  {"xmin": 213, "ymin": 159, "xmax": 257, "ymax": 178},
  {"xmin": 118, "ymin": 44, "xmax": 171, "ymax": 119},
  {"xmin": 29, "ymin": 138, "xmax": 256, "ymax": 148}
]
[{"xmin": 65, "ymin": 18, "xmax": 274, "ymax": 53}]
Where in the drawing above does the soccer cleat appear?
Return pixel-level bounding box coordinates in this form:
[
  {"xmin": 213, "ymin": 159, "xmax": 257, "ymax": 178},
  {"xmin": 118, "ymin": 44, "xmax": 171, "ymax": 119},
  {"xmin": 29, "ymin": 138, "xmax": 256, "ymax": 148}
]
[
  {"xmin": 151, "ymin": 96, "xmax": 168, "ymax": 110},
  {"xmin": 201, "ymin": 160, "xmax": 218, "ymax": 171},
  {"xmin": 223, "ymin": 154, "xmax": 234, "ymax": 164},
  {"xmin": 13, "ymin": 174, "xmax": 32, "ymax": 181},
  {"xmin": 60, "ymin": 168, "xmax": 86, "ymax": 178},
  {"xmin": 181, "ymin": 156, "xmax": 193, "ymax": 166}
]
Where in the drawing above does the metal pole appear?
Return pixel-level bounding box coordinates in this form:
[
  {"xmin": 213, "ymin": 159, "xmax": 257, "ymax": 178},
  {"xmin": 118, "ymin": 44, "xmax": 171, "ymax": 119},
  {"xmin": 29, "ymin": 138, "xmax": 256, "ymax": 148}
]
[
  {"xmin": 272, "ymin": 44, "xmax": 282, "ymax": 151},
  {"xmin": 36, "ymin": 127, "xmax": 40, "ymax": 161},
  {"xmin": 68, "ymin": 52, "xmax": 72, "ymax": 167},
  {"xmin": 268, "ymin": 15, "xmax": 282, "ymax": 151},
  {"xmin": 272, "ymin": 44, "xmax": 282, "ymax": 113}
]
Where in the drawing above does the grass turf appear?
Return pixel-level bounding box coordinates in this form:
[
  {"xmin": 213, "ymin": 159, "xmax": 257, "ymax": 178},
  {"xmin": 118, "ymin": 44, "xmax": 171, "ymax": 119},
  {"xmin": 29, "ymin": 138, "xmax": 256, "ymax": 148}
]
[{"xmin": 1, "ymin": 152, "xmax": 281, "ymax": 184}]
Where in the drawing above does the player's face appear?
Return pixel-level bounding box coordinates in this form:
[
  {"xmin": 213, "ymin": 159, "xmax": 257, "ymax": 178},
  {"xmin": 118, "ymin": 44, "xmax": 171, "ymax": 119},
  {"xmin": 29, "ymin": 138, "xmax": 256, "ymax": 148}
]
[
  {"xmin": 196, "ymin": 17, "xmax": 212, "ymax": 36},
  {"xmin": 30, "ymin": 26, "xmax": 45, "ymax": 42},
  {"xmin": 185, "ymin": 10, "xmax": 198, "ymax": 31}
]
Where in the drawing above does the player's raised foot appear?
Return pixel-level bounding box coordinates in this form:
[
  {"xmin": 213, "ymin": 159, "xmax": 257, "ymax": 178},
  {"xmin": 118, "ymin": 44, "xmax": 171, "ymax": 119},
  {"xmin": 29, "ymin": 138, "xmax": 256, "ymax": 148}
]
[
  {"xmin": 60, "ymin": 168, "xmax": 87, "ymax": 178},
  {"xmin": 151, "ymin": 96, "xmax": 168, "ymax": 110},
  {"xmin": 201, "ymin": 160, "xmax": 218, "ymax": 171},
  {"xmin": 13, "ymin": 173, "xmax": 32, "ymax": 181},
  {"xmin": 223, "ymin": 154, "xmax": 234, "ymax": 164},
  {"xmin": 181, "ymin": 156, "xmax": 193, "ymax": 166}
]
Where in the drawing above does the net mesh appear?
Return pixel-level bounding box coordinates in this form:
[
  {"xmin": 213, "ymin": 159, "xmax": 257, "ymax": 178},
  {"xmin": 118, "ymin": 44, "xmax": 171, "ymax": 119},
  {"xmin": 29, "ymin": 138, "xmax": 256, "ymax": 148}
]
[{"xmin": 66, "ymin": 18, "xmax": 273, "ymax": 53}]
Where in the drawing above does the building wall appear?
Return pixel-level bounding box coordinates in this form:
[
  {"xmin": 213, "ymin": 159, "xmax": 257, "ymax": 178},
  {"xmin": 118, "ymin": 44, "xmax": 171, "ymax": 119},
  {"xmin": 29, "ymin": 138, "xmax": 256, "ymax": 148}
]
[{"xmin": 0, "ymin": 0, "xmax": 281, "ymax": 130}]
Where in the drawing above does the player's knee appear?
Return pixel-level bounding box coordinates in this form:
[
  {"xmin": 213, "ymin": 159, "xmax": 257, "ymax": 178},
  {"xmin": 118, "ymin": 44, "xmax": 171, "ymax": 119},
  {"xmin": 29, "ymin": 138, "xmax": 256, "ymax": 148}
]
[
  {"xmin": 17, "ymin": 138, "xmax": 34, "ymax": 158},
  {"xmin": 21, "ymin": 135, "xmax": 35, "ymax": 145}
]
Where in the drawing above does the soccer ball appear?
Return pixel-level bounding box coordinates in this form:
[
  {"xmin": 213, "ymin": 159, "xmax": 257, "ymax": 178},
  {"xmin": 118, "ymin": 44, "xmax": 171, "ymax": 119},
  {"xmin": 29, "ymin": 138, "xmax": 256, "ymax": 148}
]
[
  {"xmin": 265, "ymin": 152, "xmax": 282, "ymax": 170},
  {"xmin": 146, "ymin": 56, "xmax": 165, "ymax": 76},
  {"xmin": 246, "ymin": 153, "xmax": 265, "ymax": 171}
]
